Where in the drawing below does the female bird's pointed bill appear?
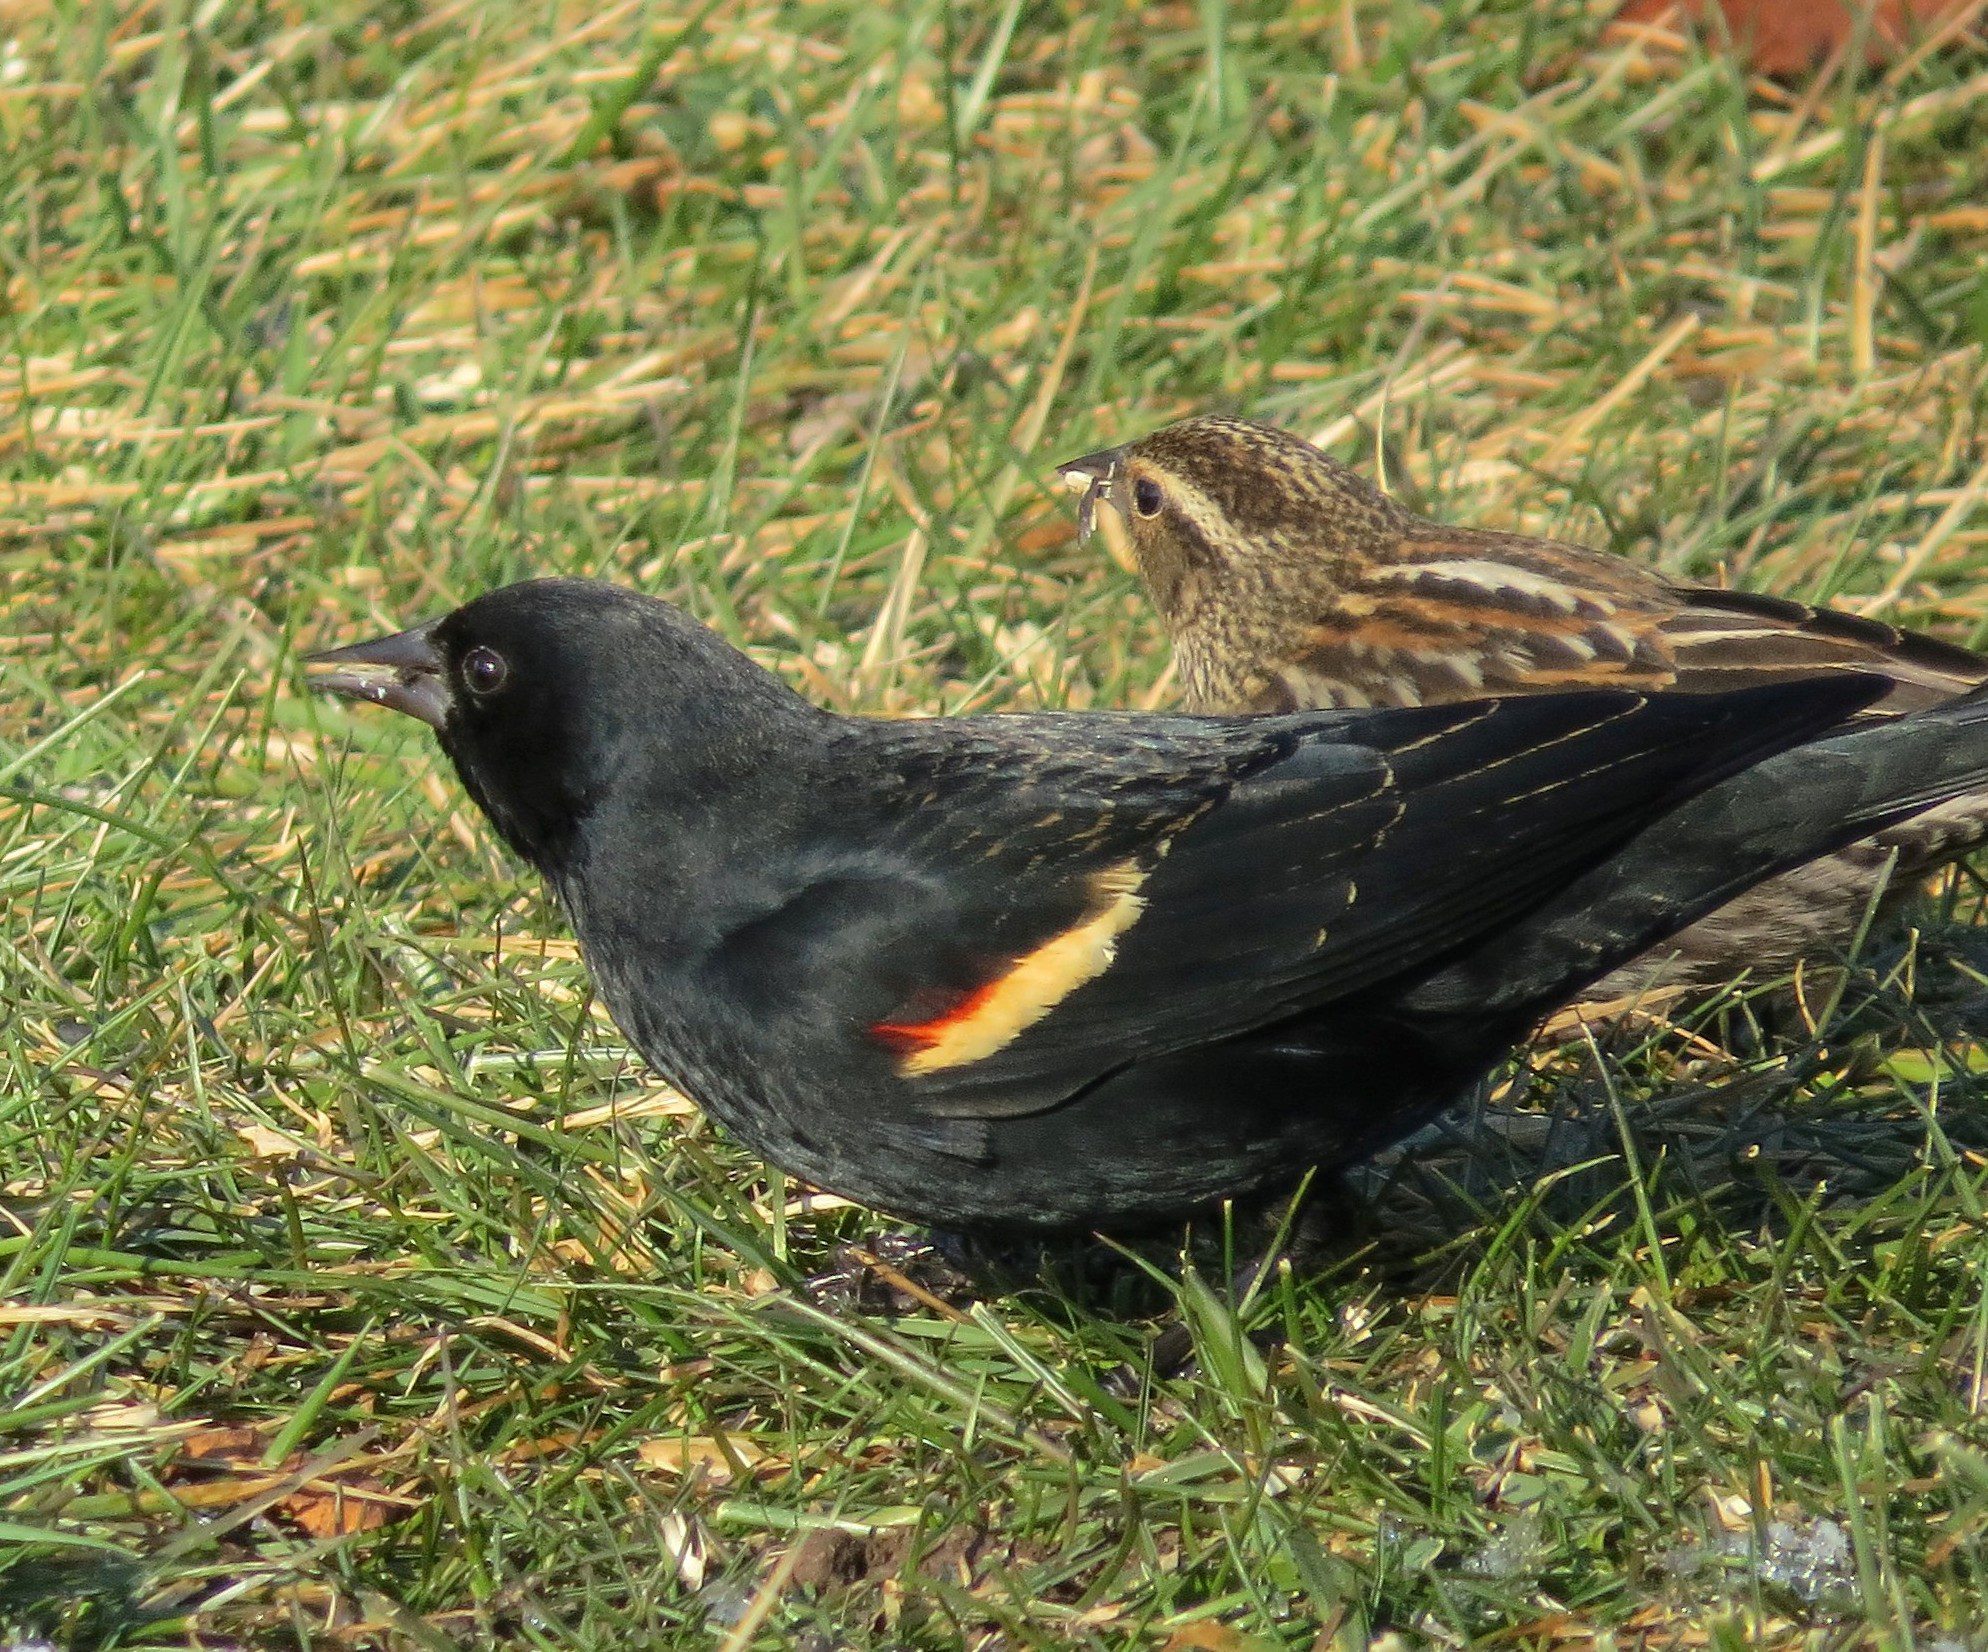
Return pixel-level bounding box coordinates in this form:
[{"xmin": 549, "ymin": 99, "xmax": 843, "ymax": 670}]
[
  {"xmin": 1057, "ymin": 447, "xmax": 1121, "ymax": 482},
  {"xmin": 307, "ymin": 619, "xmax": 453, "ymax": 729},
  {"xmin": 1056, "ymin": 447, "xmax": 1118, "ymax": 536},
  {"xmin": 1055, "ymin": 448, "xmax": 1137, "ymax": 572}
]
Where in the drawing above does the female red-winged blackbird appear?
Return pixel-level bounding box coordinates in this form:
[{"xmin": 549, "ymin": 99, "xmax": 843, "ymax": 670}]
[
  {"xmin": 1061, "ymin": 415, "xmax": 1988, "ymax": 995},
  {"xmin": 311, "ymin": 579, "xmax": 1988, "ymax": 1232}
]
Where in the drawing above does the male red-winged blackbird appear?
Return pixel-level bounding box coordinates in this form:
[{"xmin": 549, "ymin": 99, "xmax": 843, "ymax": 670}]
[
  {"xmin": 310, "ymin": 578, "xmax": 1988, "ymax": 1233},
  {"xmin": 1059, "ymin": 415, "xmax": 1988, "ymax": 995}
]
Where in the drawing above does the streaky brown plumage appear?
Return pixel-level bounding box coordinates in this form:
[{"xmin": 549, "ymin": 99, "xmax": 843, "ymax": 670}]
[{"xmin": 1060, "ymin": 414, "xmax": 1988, "ymax": 996}]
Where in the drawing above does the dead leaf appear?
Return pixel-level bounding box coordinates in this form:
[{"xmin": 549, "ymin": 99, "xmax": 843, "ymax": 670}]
[
  {"xmin": 635, "ymin": 1433, "xmax": 774, "ymax": 1484},
  {"xmin": 658, "ymin": 1510, "xmax": 710, "ymax": 1590},
  {"xmin": 1159, "ymin": 1625, "xmax": 1282, "ymax": 1652},
  {"xmin": 1615, "ymin": 0, "xmax": 1968, "ymax": 76},
  {"xmin": 284, "ymin": 1475, "xmax": 399, "ymax": 1537},
  {"xmin": 168, "ymin": 1424, "xmax": 411, "ymax": 1536},
  {"xmin": 236, "ymin": 1123, "xmax": 306, "ymax": 1159},
  {"xmin": 1705, "ymin": 1488, "xmax": 1754, "ymax": 1532},
  {"xmin": 179, "ymin": 1426, "xmax": 266, "ymax": 1465}
]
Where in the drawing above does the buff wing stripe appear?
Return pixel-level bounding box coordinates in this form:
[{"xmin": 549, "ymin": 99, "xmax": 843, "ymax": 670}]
[{"xmin": 873, "ymin": 861, "xmax": 1149, "ymax": 1076}]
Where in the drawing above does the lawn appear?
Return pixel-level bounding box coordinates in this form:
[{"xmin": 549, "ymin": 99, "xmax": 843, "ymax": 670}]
[{"xmin": 6, "ymin": 1, "xmax": 1988, "ymax": 1645}]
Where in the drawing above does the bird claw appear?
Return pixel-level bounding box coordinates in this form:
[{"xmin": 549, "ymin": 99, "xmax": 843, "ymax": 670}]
[{"xmin": 801, "ymin": 1231, "xmax": 990, "ymax": 1318}]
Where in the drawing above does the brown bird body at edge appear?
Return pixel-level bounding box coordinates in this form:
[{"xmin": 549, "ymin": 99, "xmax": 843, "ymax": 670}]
[{"xmin": 1059, "ymin": 415, "xmax": 1988, "ymax": 999}]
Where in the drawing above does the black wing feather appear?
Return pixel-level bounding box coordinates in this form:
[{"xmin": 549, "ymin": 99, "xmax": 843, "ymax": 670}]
[{"xmin": 874, "ymin": 677, "xmax": 1882, "ymax": 1118}]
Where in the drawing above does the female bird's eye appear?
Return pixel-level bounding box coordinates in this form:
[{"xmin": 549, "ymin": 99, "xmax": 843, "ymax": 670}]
[
  {"xmin": 1132, "ymin": 477, "xmax": 1164, "ymax": 518},
  {"xmin": 462, "ymin": 645, "xmax": 509, "ymax": 696}
]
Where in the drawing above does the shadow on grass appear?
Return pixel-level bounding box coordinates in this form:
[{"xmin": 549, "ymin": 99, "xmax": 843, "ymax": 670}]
[{"xmin": 1374, "ymin": 924, "xmax": 1988, "ymax": 1282}]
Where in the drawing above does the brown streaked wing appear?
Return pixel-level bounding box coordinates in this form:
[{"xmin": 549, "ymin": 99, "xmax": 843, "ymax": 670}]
[
  {"xmin": 1660, "ymin": 586, "xmax": 1988, "ymax": 712},
  {"xmin": 1282, "ymin": 525, "xmax": 1683, "ymax": 710}
]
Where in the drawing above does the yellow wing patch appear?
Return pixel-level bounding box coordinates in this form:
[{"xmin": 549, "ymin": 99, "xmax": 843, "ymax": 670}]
[{"xmin": 883, "ymin": 860, "xmax": 1148, "ymax": 1077}]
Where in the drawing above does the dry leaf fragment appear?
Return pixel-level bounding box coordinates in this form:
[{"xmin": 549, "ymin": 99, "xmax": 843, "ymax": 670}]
[
  {"xmin": 1616, "ymin": 0, "xmax": 1968, "ymax": 76},
  {"xmin": 635, "ymin": 1433, "xmax": 772, "ymax": 1484},
  {"xmin": 1158, "ymin": 1625, "xmax": 1283, "ymax": 1652},
  {"xmin": 236, "ymin": 1123, "xmax": 306, "ymax": 1159},
  {"xmin": 658, "ymin": 1510, "xmax": 711, "ymax": 1590},
  {"xmin": 169, "ymin": 1426, "xmax": 410, "ymax": 1536}
]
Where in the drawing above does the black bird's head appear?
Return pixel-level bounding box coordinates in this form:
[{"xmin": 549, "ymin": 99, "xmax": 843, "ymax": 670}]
[
  {"xmin": 309, "ymin": 578, "xmax": 806, "ymax": 872},
  {"xmin": 1056, "ymin": 415, "xmax": 1408, "ymax": 627}
]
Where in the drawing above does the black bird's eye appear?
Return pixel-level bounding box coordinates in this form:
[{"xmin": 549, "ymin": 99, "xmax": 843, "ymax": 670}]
[
  {"xmin": 1132, "ymin": 477, "xmax": 1164, "ymax": 518},
  {"xmin": 462, "ymin": 645, "xmax": 509, "ymax": 696}
]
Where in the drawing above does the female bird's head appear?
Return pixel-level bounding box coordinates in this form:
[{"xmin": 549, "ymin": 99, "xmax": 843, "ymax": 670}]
[{"xmin": 1057, "ymin": 415, "xmax": 1407, "ymax": 626}]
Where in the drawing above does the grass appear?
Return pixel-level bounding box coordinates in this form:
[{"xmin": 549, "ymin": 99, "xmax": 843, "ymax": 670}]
[{"xmin": 5, "ymin": 0, "xmax": 1988, "ymax": 1644}]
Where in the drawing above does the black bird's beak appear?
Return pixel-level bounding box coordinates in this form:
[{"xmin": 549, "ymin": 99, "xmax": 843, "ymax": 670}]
[
  {"xmin": 306, "ymin": 619, "xmax": 453, "ymax": 730},
  {"xmin": 1055, "ymin": 445, "xmax": 1136, "ymax": 572}
]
